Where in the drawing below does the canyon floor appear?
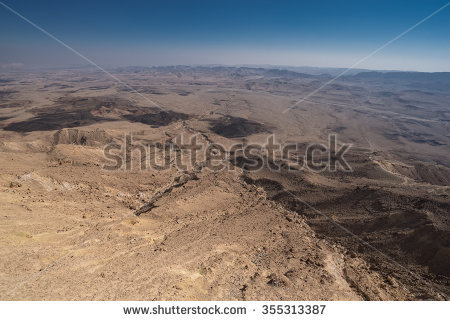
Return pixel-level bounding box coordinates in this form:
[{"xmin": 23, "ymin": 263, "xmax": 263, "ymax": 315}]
[{"xmin": 0, "ymin": 66, "xmax": 449, "ymax": 300}]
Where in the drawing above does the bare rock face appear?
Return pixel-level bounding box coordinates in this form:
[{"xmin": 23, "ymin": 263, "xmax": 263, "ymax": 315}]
[{"xmin": 52, "ymin": 128, "xmax": 112, "ymax": 147}]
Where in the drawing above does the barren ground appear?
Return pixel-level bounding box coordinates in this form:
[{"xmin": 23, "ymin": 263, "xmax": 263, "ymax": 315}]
[{"xmin": 0, "ymin": 67, "xmax": 448, "ymax": 300}]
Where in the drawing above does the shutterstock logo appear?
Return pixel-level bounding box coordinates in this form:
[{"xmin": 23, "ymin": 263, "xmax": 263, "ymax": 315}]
[{"xmin": 102, "ymin": 134, "xmax": 352, "ymax": 173}]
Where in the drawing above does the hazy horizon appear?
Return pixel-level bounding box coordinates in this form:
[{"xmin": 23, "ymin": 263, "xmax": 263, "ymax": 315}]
[
  {"xmin": 3, "ymin": 62, "xmax": 449, "ymax": 75},
  {"xmin": 1, "ymin": 0, "xmax": 450, "ymax": 72}
]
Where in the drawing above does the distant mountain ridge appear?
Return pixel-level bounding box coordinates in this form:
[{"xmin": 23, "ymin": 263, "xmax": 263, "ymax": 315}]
[
  {"xmin": 343, "ymin": 71, "xmax": 450, "ymax": 92},
  {"xmin": 113, "ymin": 65, "xmax": 450, "ymax": 92}
]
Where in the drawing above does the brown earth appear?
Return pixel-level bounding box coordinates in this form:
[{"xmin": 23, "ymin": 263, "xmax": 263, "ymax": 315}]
[{"xmin": 0, "ymin": 67, "xmax": 448, "ymax": 300}]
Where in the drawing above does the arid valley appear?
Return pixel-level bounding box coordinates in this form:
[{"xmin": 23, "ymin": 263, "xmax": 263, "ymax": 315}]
[{"xmin": 0, "ymin": 66, "xmax": 449, "ymax": 300}]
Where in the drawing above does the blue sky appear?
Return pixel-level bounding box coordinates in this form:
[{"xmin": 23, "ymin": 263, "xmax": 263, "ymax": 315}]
[{"xmin": 1, "ymin": 0, "xmax": 449, "ymax": 71}]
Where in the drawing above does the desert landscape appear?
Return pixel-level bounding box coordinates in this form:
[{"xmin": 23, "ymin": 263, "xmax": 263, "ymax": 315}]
[{"xmin": 0, "ymin": 66, "xmax": 449, "ymax": 300}]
